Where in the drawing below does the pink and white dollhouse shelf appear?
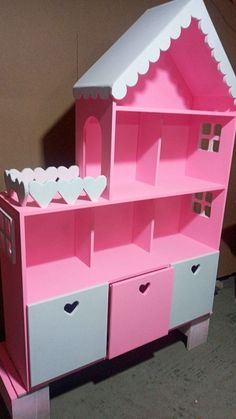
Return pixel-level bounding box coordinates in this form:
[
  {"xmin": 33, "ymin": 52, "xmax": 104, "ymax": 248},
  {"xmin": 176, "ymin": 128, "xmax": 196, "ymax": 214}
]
[{"xmin": 4, "ymin": 166, "xmax": 107, "ymax": 207}]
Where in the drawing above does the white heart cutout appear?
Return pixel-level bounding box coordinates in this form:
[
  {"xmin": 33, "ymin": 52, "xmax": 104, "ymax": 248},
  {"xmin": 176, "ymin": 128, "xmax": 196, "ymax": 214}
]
[
  {"xmin": 29, "ymin": 181, "xmax": 57, "ymax": 208},
  {"xmin": 83, "ymin": 175, "xmax": 107, "ymax": 201},
  {"xmin": 58, "ymin": 165, "xmax": 79, "ymax": 181},
  {"xmin": 58, "ymin": 178, "xmax": 83, "ymax": 205}
]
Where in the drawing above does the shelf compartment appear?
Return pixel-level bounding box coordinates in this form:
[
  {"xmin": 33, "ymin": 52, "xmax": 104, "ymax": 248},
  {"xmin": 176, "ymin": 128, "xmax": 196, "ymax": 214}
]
[
  {"xmin": 110, "ymin": 108, "xmax": 235, "ymax": 199},
  {"xmin": 93, "ymin": 200, "xmax": 154, "ymax": 256},
  {"xmin": 153, "ymin": 190, "xmax": 225, "ymax": 255},
  {"xmin": 24, "ymin": 191, "xmax": 224, "ymax": 304},
  {"xmin": 24, "ymin": 208, "xmax": 93, "ymax": 268},
  {"xmin": 111, "ymin": 112, "xmax": 161, "ymax": 194}
]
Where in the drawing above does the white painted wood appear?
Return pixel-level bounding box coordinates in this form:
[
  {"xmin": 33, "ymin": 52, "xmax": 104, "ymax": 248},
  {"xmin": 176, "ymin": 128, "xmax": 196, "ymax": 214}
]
[
  {"xmin": 170, "ymin": 252, "xmax": 219, "ymax": 329},
  {"xmin": 29, "ymin": 181, "xmax": 58, "ymax": 208},
  {"xmin": 180, "ymin": 314, "xmax": 210, "ymax": 350},
  {"xmin": 58, "ymin": 165, "xmax": 79, "ymax": 180},
  {"xmin": 11, "ymin": 387, "xmax": 49, "ymax": 419},
  {"xmin": 83, "ymin": 175, "xmax": 107, "ymax": 201},
  {"xmin": 57, "ymin": 178, "xmax": 84, "ymax": 204},
  {"xmin": 28, "ymin": 284, "xmax": 108, "ymax": 387}
]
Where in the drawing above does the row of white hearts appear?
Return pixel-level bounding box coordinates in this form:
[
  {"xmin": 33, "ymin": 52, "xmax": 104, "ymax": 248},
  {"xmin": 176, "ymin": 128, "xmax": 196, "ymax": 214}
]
[
  {"xmin": 5, "ymin": 165, "xmax": 80, "ymax": 184},
  {"xmin": 4, "ymin": 173, "xmax": 107, "ymax": 208}
]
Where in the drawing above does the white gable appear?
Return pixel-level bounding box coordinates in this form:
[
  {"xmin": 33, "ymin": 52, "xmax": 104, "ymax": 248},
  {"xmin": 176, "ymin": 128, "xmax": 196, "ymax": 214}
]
[{"xmin": 73, "ymin": 0, "xmax": 236, "ymax": 103}]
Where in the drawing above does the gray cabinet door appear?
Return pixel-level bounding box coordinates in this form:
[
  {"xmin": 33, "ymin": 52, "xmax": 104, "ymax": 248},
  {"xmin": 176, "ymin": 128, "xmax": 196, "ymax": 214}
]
[
  {"xmin": 170, "ymin": 252, "xmax": 219, "ymax": 329},
  {"xmin": 27, "ymin": 283, "xmax": 108, "ymax": 387}
]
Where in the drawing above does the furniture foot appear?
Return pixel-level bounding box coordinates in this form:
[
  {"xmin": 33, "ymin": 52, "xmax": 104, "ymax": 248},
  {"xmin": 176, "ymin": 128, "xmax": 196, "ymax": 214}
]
[
  {"xmin": 11, "ymin": 386, "xmax": 50, "ymax": 419},
  {"xmin": 179, "ymin": 314, "xmax": 210, "ymax": 350}
]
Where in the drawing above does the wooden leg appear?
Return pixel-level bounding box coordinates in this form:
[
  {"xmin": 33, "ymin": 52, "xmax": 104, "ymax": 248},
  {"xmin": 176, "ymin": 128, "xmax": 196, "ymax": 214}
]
[
  {"xmin": 11, "ymin": 387, "xmax": 50, "ymax": 419},
  {"xmin": 179, "ymin": 314, "xmax": 210, "ymax": 350}
]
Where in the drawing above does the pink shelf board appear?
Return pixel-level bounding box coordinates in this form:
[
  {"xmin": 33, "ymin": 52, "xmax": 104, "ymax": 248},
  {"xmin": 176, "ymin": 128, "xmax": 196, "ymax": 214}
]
[
  {"xmin": 26, "ymin": 234, "xmax": 216, "ymax": 304},
  {"xmin": 115, "ymin": 105, "xmax": 236, "ymax": 118},
  {"xmin": 0, "ymin": 177, "xmax": 225, "ymax": 217},
  {"xmin": 109, "ymin": 177, "xmax": 224, "ymax": 201}
]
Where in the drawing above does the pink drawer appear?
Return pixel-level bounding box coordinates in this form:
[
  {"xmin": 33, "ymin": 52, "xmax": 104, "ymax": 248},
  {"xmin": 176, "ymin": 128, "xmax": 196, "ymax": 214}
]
[{"xmin": 108, "ymin": 267, "xmax": 173, "ymax": 359}]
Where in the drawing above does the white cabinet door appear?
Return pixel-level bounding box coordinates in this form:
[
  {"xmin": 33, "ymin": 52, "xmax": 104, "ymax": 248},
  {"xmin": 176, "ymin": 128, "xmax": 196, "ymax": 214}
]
[
  {"xmin": 27, "ymin": 283, "xmax": 108, "ymax": 387},
  {"xmin": 170, "ymin": 252, "xmax": 219, "ymax": 329}
]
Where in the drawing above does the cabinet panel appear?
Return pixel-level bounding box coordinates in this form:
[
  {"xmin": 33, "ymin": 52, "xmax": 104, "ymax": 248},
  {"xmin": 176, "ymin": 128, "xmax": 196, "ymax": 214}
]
[
  {"xmin": 108, "ymin": 267, "xmax": 173, "ymax": 359},
  {"xmin": 170, "ymin": 252, "xmax": 219, "ymax": 329},
  {"xmin": 27, "ymin": 283, "xmax": 108, "ymax": 387}
]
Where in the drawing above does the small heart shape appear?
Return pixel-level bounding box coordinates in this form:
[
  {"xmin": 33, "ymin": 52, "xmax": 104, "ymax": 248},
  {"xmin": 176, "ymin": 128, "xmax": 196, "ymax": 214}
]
[
  {"xmin": 29, "ymin": 180, "xmax": 57, "ymax": 208},
  {"xmin": 191, "ymin": 264, "xmax": 200, "ymax": 274},
  {"xmin": 58, "ymin": 178, "xmax": 83, "ymax": 205},
  {"xmin": 64, "ymin": 300, "xmax": 79, "ymax": 315},
  {"xmin": 83, "ymin": 175, "xmax": 107, "ymax": 201},
  {"xmin": 58, "ymin": 165, "xmax": 79, "ymax": 181},
  {"xmin": 34, "ymin": 167, "xmax": 58, "ymax": 183},
  {"xmin": 139, "ymin": 282, "xmax": 150, "ymax": 294},
  {"xmin": 21, "ymin": 168, "xmax": 35, "ymax": 183}
]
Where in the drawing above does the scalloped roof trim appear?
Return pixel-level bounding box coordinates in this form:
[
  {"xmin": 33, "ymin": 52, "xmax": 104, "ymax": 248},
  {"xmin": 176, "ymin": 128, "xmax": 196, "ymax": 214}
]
[{"xmin": 73, "ymin": 0, "xmax": 236, "ymax": 104}]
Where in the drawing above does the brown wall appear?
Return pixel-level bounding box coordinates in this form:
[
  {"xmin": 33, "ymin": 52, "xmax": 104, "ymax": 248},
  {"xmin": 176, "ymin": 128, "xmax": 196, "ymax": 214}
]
[{"xmin": 0, "ymin": 0, "xmax": 235, "ymax": 291}]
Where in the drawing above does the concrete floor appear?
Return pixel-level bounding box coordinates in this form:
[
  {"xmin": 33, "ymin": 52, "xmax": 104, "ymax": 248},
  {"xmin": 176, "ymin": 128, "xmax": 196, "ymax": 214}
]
[{"xmin": 0, "ymin": 278, "xmax": 235, "ymax": 419}]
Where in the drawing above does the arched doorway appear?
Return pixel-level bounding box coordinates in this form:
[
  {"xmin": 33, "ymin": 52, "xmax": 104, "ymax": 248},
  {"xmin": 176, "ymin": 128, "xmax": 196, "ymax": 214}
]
[{"xmin": 83, "ymin": 116, "xmax": 102, "ymax": 177}]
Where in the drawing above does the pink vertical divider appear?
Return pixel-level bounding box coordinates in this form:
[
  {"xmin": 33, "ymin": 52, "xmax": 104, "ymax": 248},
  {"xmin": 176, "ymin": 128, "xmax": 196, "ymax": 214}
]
[
  {"xmin": 133, "ymin": 200, "xmax": 154, "ymax": 252},
  {"xmin": 75, "ymin": 208, "xmax": 94, "ymax": 267},
  {"xmin": 136, "ymin": 113, "xmax": 162, "ymax": 185}
]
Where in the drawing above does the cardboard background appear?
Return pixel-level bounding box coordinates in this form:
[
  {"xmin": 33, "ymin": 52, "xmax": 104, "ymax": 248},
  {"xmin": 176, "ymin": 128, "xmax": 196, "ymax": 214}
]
[{"xmin": 0, "ymin": 0, "xmax": 235, "ymax": 300}]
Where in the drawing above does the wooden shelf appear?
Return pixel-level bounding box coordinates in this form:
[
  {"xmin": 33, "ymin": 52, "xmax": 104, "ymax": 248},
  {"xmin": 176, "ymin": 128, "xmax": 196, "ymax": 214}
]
[
  {"xmin": 26, "ymin": 234, "xmax": 216, "ymax": 305},
  {"xmin": 1, "ymin": 176, "xmax": 225, "ymax": 217}
]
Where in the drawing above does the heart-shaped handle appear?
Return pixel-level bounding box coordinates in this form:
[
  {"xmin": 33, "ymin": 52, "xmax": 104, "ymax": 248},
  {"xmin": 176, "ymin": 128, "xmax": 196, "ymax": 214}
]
[
  {"xmin": 191, "ymin": 264, "xmax": 200, "ymax": 275},
  {"xmin": 64, "ymin": 301, "xmax": 79, "ymax": 315},
  {"xmin": 139, "ymin": 282, "xmax": 150, "ymax": 294}
]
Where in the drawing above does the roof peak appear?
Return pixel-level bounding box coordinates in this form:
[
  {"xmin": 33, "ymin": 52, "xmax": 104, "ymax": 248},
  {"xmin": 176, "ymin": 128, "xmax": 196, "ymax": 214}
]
[{"xmin": 73, "ymin": 0, "xmax": 236, "ymax": 104}]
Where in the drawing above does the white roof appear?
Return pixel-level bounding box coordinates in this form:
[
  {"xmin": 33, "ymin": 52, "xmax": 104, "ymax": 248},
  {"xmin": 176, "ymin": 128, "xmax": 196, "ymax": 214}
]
[{"xmin": 73, "ymin": 0, "xmax": 236, "ymax": 102}]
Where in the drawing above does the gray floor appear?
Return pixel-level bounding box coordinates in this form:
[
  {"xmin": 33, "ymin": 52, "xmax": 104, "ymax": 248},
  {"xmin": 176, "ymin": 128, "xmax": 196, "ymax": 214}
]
[{"xmin": 0, "ymin": 278, "xmax": 236, "ymax": 419}]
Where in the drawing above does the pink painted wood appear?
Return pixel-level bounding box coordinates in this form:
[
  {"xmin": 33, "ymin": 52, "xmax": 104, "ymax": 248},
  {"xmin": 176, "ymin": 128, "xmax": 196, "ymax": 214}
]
[
  {"xmin": 108, "ymin": 267, "xmax": 173, "ymax": 359},
  {"xmin": 180, "ymin": 314, "xmax": 211, "ymax": 350}
]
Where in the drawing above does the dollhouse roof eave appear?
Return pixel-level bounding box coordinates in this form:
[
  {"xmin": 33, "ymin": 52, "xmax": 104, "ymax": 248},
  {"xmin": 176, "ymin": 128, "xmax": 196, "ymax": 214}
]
[{"xmin": 73, "ymin": 0, "xmax": 236, "ymax": 103}]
